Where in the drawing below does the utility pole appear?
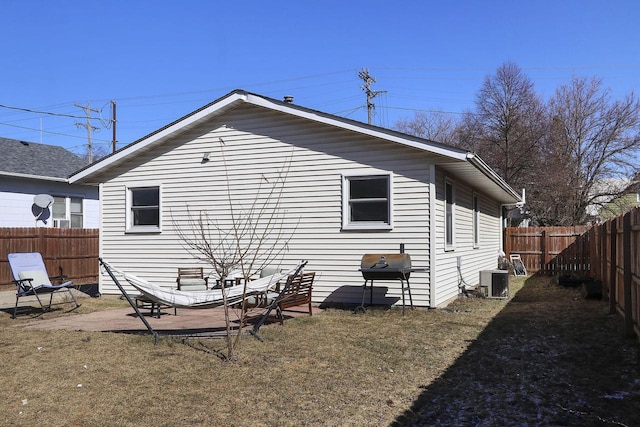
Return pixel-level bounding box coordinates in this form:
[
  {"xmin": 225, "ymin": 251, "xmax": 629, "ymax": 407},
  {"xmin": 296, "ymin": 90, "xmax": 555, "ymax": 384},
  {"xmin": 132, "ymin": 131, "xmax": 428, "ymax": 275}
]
[
  {"xmin": 75, "ymin": 102, "xmax": 99, "ymax": 163},
  {"xmin": 111, "ymin": 100, "xmax": 117, "ymax": 153},
  {"xmin": 358, "ymin": 67, "xmax": 386, "ymax": 125}
]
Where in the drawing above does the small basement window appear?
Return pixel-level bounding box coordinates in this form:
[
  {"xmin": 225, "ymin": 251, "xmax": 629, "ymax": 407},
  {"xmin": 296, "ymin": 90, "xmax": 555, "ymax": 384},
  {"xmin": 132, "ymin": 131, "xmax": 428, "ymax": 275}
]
[{"xmin": 342, "ymin": 174, "xmax": 392, "ymax": 230}]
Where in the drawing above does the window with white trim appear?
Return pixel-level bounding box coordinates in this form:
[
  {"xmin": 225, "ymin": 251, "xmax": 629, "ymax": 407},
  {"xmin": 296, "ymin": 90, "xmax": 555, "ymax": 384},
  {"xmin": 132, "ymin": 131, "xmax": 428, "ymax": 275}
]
[
  {"xmin": 127, "ymin": 186, "xmax": 161, "ymax": 232},
  {"xmin": 52, "ymin": 196, "xmax": 83, "ymax": 228},
  {"xmin": 342, "ymin": 174, "xmax": 392, "ymax": 230},
  {"xmin": 445, "ymin": 180, "xmax": 455, "ymax": 249},
  {"xmin": 473, "ymin": 193, "xmax": 480, "ymax": 248}
]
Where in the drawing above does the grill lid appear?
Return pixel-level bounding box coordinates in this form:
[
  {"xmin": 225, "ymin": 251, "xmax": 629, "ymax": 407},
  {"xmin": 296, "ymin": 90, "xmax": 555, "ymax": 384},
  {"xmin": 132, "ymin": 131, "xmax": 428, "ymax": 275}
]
[{"xmin": 360, "ymin": 253, "xmax": 412, "ymax": 271}]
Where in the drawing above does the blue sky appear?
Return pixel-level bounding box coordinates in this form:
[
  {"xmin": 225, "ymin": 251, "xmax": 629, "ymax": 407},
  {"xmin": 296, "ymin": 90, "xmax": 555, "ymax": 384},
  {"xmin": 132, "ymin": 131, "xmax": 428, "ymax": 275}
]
[{"xmin": 1, "ymin": 0, "xmax": 639, "ymax": 157}]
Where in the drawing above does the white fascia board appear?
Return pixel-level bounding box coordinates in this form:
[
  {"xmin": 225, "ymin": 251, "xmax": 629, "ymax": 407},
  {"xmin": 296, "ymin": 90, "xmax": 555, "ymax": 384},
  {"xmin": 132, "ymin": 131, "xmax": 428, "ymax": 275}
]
[
  {"xmin": 0, "ymin": 171, "xmax": 68, "ymax": 183},
  {"xmin": 70, "ymin": 89, "xmax": 470, "ymax": 183},
  {"xmin": 244, "ymin": 94, "xmax": 469, "ymax": 161},
  {"xmin": 466, "ymin": 153, "xmax": 521, "ymax": 204},
  {"xmin": 70, "ymin": 92, "xmax": 249, "ymax": 183}
]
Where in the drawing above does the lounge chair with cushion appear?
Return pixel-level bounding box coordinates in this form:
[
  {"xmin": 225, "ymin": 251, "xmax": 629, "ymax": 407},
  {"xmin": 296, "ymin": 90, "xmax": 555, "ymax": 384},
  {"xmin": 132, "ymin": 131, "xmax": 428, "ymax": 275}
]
[
  {"xmin": 176, "ymin": 267, "xmax": 209, "ymax": 291},
  {"xmin": 8, "ymin": 252, "xmax": 81, "ymax": 318}
]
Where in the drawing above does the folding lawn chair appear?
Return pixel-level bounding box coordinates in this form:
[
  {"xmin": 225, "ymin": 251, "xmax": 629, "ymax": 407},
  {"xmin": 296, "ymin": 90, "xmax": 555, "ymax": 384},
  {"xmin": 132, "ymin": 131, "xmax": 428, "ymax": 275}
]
[
  {"xmin": 510, "ymin": 254, "xmax": 527, "ymax": 277},
  {"xmin": 8, "ymin": 252, "xmax": 81, "ymax": 318}
]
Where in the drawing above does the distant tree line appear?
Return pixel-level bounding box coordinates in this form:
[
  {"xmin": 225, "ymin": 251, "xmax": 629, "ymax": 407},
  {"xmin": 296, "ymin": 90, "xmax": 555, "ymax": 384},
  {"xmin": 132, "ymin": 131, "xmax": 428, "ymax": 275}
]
[{"xmin": 395, "ymin": 62, "xmax": 640, "ymax": 226}]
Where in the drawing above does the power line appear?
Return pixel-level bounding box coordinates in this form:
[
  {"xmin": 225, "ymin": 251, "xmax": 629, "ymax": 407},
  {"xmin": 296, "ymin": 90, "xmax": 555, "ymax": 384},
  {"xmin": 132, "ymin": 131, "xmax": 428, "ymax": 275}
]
[
  {"xmin": 0, "ymin": 121, "xmax": 110, "ymax": 142},
  {"xmin": 0, "ymin": 103, "xmax": 88, "ymax": 119}
]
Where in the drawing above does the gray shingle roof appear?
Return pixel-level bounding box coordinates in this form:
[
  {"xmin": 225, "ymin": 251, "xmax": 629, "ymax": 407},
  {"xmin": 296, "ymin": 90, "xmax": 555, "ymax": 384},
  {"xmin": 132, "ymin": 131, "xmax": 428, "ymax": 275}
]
[{"xmin": 0, "ymin": 137, "xmax": 87, "ymax": 179}]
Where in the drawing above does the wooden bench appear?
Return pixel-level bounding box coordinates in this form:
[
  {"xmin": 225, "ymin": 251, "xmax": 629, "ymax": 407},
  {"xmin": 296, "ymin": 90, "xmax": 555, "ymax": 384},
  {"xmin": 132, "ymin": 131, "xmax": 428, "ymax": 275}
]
[
  {"xmin": 275, "ymin": 272, "xmax": 315, "ymax": 323},
  {"xmin": 242, "ymin": 271, "xmax": 315, "ymax": 325}
]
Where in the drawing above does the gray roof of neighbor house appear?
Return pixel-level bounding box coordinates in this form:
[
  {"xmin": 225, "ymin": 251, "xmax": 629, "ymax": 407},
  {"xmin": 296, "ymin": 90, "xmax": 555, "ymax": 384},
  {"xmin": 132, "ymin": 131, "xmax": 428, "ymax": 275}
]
[{"xmin": 0, "ymin": 137, "xmax": 87, "ymax": 180}]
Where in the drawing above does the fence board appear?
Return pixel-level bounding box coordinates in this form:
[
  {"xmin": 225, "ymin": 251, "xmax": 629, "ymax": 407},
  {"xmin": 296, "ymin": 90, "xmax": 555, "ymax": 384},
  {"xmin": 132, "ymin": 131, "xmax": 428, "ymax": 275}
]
[
  {"xmin": 504, "ymin": 226, "xmax": 591, "ymax": 275},
  {"xmin": 589, "ymin": 207, "xmax": 640, "ymax": 341},
  {"xmin": 0, "ymin": 228, "xmax": 99, "ymax": 289}
]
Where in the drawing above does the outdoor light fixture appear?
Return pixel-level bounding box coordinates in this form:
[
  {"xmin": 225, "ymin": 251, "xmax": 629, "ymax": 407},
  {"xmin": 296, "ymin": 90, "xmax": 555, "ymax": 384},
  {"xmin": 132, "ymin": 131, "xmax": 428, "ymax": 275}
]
[{"xmin": 202, "ymin": 152, "xmax": 211, "ymax": 163}]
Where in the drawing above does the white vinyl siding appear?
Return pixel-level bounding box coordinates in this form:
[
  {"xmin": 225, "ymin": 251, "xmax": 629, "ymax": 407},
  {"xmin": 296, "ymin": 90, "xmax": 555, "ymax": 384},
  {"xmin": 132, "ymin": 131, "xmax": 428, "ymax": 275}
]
[
  {"xmin": 98, "ymin": 104, "xmax": 433, "ymax": 307},
  {"xmin": 0, "ymin": 176, "xmax": 97, "ymax": 228},
  {"xmin": 434, "ymin": 168, "xmax": 503, "ymax": 306},
  {"xmin": 95, "ymin": 103, "xmax": 509, "ymax": 308}
]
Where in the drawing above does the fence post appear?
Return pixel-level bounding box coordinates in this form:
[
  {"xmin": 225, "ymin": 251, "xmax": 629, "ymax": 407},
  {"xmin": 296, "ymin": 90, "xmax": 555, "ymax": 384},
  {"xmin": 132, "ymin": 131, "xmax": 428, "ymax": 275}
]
[
  {"xmin": 600, "ymin": 223, "xmax": 606, "ymax": 284},
  {"xmin": 609, "ymin": 218, "xmax": 617, "ymax": 315},
  {"xmin": 541, "ymin": 229, "xmax": 547, "ymax": 273},
  {"xmin": 623, "ymin": 212, "xmax": 633, "ymax": 337}
]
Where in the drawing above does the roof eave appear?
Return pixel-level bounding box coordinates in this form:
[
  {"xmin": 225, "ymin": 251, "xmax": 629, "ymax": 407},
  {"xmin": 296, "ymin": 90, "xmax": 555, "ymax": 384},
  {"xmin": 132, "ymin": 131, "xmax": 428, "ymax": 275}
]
[
  {"xmin": 70, "ymin": 90, "xmax": 473, "ymax": 184},
  {"xmin": 244, "ymin": 93, "xmax": 470, "ymax": 161},
  {"xmin": 0, "ymin": 170, "xmax": 68, "ymax": 183},
  {"xmin": 466, "ymin": 153, "xmax": 521, "ymax": 204},
  {"xmin": 69, "ymin": 91, "xmax": 249, "ymax": 183}
]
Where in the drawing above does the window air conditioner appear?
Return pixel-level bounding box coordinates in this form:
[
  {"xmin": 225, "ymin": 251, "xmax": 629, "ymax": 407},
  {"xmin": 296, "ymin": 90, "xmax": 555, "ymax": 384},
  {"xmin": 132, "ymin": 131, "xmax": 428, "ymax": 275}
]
[
  {"xmin": 479, "ymin": 270, "xmax": 509, "ymax": 299},
  {"xmin": 53, "ymin": 219, "xmax": 71, "ymax": 228}
]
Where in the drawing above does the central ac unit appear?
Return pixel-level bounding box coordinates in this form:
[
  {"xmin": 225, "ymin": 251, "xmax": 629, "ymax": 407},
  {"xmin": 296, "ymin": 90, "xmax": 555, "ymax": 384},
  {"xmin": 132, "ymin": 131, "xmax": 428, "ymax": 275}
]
[
  {"xmin": 479, "ymin": 270, "xmax": 509, "ymax": 299},
  {"xmin": 53, "ymin": 219, "xmax": 70, "ymax": 228}
]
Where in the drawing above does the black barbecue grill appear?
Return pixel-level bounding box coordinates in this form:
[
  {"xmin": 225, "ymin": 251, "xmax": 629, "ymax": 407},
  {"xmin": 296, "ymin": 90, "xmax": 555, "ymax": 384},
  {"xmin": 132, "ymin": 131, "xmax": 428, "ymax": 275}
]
[{"xmin": 358, "ymin": 253, "xmax": 428, "ymax": 314}]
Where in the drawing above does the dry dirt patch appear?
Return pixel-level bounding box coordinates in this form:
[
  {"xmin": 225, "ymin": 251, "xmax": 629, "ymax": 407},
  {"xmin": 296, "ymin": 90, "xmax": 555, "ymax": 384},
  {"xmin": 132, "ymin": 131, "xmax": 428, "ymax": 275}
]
[{"xmin": 0, "ymin": 275, "xmax": 638, "ymax": 426}]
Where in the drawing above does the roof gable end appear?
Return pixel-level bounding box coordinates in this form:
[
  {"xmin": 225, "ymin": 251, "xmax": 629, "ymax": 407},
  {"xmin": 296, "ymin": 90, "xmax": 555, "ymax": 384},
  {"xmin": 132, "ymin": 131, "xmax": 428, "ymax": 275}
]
[{"xmin": 68, "ymin": 89, "xmax": 520, "ymax": 204}]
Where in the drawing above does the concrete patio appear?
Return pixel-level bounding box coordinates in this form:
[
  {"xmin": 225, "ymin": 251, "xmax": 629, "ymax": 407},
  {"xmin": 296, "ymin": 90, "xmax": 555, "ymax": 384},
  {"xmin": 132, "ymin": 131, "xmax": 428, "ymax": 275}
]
[{"xmin": 0, "ymin": 290, "xmax": 320, "ymax": 338}]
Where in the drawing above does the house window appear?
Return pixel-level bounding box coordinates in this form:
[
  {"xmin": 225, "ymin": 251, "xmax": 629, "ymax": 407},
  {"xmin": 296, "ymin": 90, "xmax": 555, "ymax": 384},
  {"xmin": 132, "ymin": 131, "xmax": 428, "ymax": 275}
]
[
  {"xmin": 70, "ymin": 197, "xmax": 83, "ymax": 228},
  {"xmin": 52, "ymin": 196, "xmax": 83, "ymax": 228},
  {"xmin": 342, "ymin": 174, "xmax": 392, "ymax": 230},
  {"xmin": 127, "ymin": 186, "xmax": 161, "ymax": 232},
  {"xmin": 473, "ymin": 193, "xmax": 480, "ymax": 248},
  {"xmin": 445, "ymin": 180, "xmax": 455, "ymax": 249}
]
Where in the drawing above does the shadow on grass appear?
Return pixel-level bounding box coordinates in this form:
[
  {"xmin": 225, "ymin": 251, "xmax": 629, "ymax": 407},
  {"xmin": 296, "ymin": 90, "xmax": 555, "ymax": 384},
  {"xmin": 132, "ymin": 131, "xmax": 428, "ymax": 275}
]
[
  {"xmin": 0, "ymin": 301, "xmax": 79, "ymax": 319},
  {"xmin": 393, "ymin": 274, "xmax": 640, "ymax": 426}
]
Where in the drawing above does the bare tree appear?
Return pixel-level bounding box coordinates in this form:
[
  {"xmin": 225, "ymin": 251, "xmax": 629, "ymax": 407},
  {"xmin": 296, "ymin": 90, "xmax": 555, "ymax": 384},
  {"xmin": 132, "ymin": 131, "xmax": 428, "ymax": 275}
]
[
  {"xmin": 395, "ymin": 110, "xmax": 458, "ymax": 145},
  {"xmin": 457, "ymin": 62, "xmax": 547, "ymax": 194},
  {"xmin": 538, "ymin": 76, "xmax": 640, "ymax": 225},
  {"xmin": 78, "ymin": 143, "xmax": 110, "ymax": 164},
  {"xmin": 173, "ymin": 143, "xmax": 297, "ymax": 359}
]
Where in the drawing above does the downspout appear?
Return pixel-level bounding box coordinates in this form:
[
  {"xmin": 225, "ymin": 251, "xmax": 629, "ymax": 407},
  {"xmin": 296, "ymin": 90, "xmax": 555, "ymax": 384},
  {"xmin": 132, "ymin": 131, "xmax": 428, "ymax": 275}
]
[{"xmin": 429, "ymin": 163, "xmax": 437, "ymax": 307}]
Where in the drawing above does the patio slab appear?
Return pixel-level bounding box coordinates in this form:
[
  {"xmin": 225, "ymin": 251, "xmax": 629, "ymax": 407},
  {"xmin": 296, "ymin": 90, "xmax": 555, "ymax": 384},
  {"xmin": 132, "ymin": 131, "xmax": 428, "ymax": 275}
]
[{"xmin": 0, "ymin": 290, "xmax": 320, "ymax": 338}]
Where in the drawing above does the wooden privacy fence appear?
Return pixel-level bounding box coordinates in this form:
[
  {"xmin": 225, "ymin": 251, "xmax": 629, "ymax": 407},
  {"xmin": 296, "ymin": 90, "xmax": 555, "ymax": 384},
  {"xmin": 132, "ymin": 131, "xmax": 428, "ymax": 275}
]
[
  {"xmin": 504, "ymin": 226, "xmax": 591, "ymax": 275},
  {"xmin": 589, "ymin": 208, "xmax": 640, "ymax": 339},
  {"xmin": 0, "ymin": 228, "xmax": 99, "ymax": 289}
]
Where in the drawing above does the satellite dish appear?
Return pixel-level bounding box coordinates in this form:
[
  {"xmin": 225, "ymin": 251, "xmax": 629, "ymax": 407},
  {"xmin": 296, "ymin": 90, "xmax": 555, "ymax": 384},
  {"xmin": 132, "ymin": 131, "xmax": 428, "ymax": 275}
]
[
  {"xmin": 33, "ymin": 194, "xmax": 54, "ymax": 226},
  {"xmin": 34, "ymin": 194, "xmax": 54, "ymax": 208}
]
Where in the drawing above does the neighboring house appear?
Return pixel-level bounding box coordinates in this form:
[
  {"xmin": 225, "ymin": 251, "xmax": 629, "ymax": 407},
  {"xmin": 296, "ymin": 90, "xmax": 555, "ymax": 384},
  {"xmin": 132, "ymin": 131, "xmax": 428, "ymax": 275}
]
[
  {"xmin": 69, "ymin": 90, "xmax": 520, "ymax": 308},
  {"xmin": 0, "ymin": 137, "xmax": 99, "ymax": 228},
  {"xmin": 586, "ymin": 176, "xmax": 640, "ymax": 222},
  {"xmin": 598, "ymin": 177, "xmax": 640, "ymax": 221}
]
